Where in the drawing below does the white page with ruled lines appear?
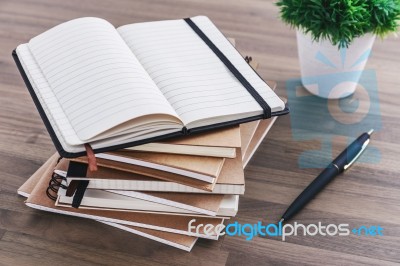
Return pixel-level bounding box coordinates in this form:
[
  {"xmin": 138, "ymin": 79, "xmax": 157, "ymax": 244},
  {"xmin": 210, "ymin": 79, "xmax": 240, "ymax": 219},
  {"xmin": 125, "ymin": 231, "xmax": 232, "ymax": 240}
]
[
  {"xmin": 27, "ymin": 17, "xmax": 181, "ymax": 143},
  {"xmin": 16, "ymin": 44, "xmax": 182, "ymax": 151},
  {"xmin": 117, "ymin": 16, "xmax": 285, "ymax": 128},
  {"xmin": 19, "ymin": 41, "xmax": 186, "ymax": 154},
  {"xmin": 16, "ymin": 43, "xmax": 82, "ymax": 149}
]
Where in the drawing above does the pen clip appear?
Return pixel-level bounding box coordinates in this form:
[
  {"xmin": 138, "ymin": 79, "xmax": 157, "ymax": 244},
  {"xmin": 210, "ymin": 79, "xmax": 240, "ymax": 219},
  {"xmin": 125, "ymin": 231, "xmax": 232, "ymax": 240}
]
[{"xmin": 343, "ymin": 139, "xmax": 370, "ymax": 170}]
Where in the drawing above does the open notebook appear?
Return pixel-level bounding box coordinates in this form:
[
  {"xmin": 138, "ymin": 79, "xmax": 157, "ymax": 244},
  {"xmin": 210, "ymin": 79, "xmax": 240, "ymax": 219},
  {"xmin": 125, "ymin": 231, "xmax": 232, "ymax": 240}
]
[{"xmin": 13, "ymin": 16, "xmax": 288, "ymax": 157}]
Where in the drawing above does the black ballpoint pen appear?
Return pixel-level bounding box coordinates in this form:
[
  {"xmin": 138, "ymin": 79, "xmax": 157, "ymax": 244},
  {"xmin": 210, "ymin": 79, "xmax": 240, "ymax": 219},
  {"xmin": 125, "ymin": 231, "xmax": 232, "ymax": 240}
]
[{"xmin": 279, "ymin": 129, "xmax": 374, "ymax": 223}]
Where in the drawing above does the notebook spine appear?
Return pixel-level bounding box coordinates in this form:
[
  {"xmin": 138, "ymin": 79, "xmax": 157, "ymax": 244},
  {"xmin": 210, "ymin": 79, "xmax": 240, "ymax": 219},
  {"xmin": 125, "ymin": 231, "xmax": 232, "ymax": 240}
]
[{"xmin": 46, "ymin": 156, "xmax": 67, "ymax": 201}]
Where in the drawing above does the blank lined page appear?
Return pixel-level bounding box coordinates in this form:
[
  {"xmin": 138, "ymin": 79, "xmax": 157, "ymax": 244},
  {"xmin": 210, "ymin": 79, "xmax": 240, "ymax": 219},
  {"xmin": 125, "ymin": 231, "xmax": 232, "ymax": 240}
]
[
  {"xmin": 118, "ymin": 16, "xmax": 284, "ymax": 127},
  {"xmin": 16, "ymin": 44, "xmax": 83, "ymax": 149},
  {"xmin": 28, "ymin": 17, "xmax": 179, "ymax": 142}
]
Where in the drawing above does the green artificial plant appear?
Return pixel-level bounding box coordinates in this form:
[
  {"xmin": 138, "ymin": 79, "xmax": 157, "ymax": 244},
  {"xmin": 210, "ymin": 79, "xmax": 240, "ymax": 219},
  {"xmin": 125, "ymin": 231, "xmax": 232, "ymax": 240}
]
[{"xmin": 276, "ymin": 0, "xmax": 400, "ymax": 48}]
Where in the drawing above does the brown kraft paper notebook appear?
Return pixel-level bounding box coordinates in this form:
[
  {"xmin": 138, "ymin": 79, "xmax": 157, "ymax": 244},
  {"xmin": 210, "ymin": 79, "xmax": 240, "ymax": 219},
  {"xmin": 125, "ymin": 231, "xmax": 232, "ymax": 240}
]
[
  {"xmin": 240, "ymin": 81, "xmax": 277, "ymax": 159},
  {"xmin": 18, "ymin": 159, "xmax": 198, "ymax": 251},
  {"xmin": 60, "ymin": 157, "xmax": 218, "ymax": 192},
  {"xmin": 25, "ymin": 155, "xmax": 225, "ymax": 239},
  {"xmin": 72, "ymin": 150, "xmax": 225, "ymax": 184},
  {"xmin": 162, "ymin": 125, "xmax": 241, "ymax": 148},
  {"xmin": 127, "ymin": 125, "xmax": 241, "ymax": 158},
  {"xmin": 242, "ymin": 117, "xmax": 277, "ymax": 168},
  {"xmin": 242, "ymin": 97, "xmax": 287, "ymax": 168},
  {"xmin": 59, "ymin": 149, "xmax": 244, "ymax": 193}
]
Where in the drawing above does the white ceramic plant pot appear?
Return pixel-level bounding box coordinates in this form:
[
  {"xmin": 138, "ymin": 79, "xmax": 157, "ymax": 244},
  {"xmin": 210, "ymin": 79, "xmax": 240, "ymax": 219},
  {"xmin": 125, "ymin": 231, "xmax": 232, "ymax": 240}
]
[{"xmin": 296, "ymin": 30, "xmax": 376, "ymax": 99}]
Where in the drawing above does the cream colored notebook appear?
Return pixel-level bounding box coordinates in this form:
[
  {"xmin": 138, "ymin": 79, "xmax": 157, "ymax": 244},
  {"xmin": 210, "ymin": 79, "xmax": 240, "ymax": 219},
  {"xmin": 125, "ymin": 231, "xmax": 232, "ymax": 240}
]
[
  {"xmin": 56, "ymin": 186, "xmax": 238, "ymax": 217},
  {"xmin": 105, "ymin": 191, "xmax": 224, "ymax": 216}
]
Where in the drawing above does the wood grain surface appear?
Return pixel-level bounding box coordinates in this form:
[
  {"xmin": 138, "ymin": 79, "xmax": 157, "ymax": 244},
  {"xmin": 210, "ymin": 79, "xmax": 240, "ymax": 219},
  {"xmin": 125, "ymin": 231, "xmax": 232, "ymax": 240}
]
[{"xmin": 1, "ymin": 0, "xmax": 399, "ymax": 265}]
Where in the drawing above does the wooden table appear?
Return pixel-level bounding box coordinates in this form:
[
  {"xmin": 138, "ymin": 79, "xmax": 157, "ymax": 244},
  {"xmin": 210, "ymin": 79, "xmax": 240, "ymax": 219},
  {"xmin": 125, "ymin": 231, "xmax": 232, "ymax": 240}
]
[{"xmin": 1, "ymin": 0, "xmax": 399, "ymax": 265}]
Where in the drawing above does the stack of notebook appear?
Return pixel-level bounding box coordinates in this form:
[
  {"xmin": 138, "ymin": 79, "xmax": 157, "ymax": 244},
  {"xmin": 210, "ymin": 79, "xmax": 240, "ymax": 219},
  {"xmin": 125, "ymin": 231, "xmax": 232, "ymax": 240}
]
[
  {"xmin": 18, "ymin": 114, "xmax": 278, "ymax": 251},
  {"xmin": 13, "ymin": 16, "xmax": 288, "ymax": 251}
]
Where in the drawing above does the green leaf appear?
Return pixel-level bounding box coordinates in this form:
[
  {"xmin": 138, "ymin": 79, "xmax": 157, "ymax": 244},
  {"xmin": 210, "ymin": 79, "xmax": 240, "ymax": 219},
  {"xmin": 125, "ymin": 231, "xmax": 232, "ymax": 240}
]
[{"xmin": 276, "ymin": 0, "xmax": 400, "ymax": 48}]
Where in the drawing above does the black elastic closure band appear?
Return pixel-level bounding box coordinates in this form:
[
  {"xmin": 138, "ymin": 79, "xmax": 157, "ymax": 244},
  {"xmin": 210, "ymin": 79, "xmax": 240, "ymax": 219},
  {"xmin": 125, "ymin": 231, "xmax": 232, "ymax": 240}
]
[
  {"xmin": 184, "ymin": 18, "xmax": 271, "ymax": 119},
  {"xmin": 65, "ymin": 161, "xmax": 88, "ymax": 196},
  {"xmin": 72, "ymin": 180, "xmax": 89, "ymax": 208},
  {"xmin": 67, "ymin": 161, "xmax": 88, "ymax": 177}
]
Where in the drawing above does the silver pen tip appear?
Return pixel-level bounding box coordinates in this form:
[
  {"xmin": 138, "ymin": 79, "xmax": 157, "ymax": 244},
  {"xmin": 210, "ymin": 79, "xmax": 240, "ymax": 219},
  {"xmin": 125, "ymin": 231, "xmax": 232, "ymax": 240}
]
[
  {"xmin": 278, "ymin": 218, "xmax": 285, "ymax": 224},
  {"xmin": 368, "ymin": 129, "xmax": 374, "ymax": 135}
]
